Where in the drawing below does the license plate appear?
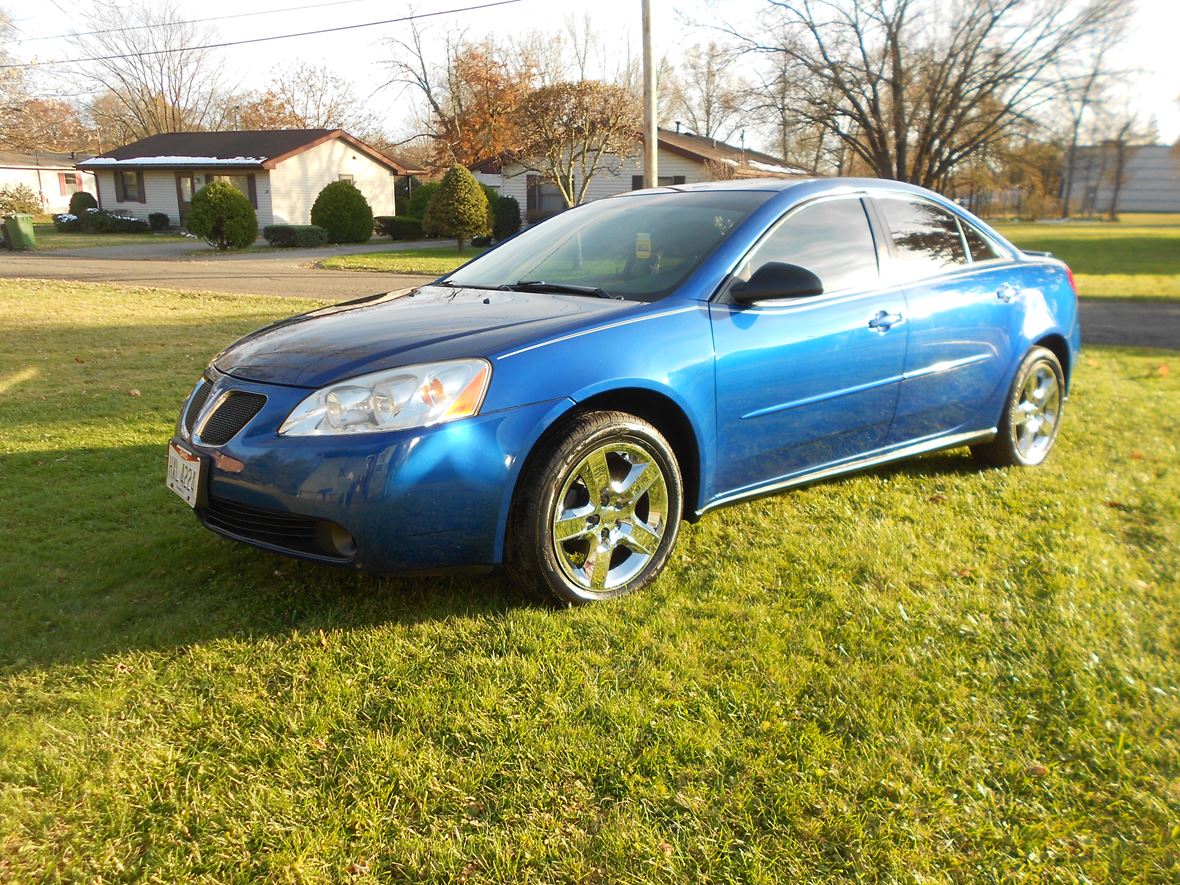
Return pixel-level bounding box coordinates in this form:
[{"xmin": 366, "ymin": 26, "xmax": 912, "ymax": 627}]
[{"xmin": 167, "ymin": 441, "xmax": 203, "ymax": 508}]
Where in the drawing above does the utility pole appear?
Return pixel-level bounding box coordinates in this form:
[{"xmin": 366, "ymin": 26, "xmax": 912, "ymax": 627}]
[{"xmin": 642, "ymin": 0, "xmax": 657, "ymax": 188}]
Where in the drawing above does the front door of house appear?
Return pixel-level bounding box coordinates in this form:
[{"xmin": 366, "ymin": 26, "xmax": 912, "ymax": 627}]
[{"xmin": 176, "ymin": 174, "xmax": 197, "ymax": 225}]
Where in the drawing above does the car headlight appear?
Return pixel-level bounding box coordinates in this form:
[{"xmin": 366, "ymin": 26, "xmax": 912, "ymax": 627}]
[{"xmin": 278, "ymin": 359, "xmax": 491, "ymax": 436}]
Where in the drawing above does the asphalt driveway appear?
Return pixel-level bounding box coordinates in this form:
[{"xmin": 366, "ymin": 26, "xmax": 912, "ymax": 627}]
[{"xmin": 0, "ymin": 245, "xmax": 1175, "ymax": 348}]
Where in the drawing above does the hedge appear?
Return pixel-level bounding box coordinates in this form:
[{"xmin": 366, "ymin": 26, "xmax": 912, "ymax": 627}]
[
  {"xmin": 406, "ymin": 181, "xmax": 439, "ymax": 219},
  {"xmin": 148, "ymin": 212, "xmax": 170, "ymax": 231},
  {"xmin": 493, "ymin": 195, "xmax": 522, "ymax": 241},
  {"xmin": 68, "ymin": 191, "xmax": 98, "ymax": 216},
  {"xmin": 53, "ymin": 210, "xmax": 151, "ymax": 234},
  {"xmin": 374, "ymin": 216, "xmax": 424, "ymax": 241},
  {"xmin": 262, "ymin": 224, "xmax": 329, "ymax": 248}
]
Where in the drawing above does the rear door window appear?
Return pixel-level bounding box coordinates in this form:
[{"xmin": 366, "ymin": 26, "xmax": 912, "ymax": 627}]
[
  {"xmin": 960, "ymin": 219, "xmax": 1002, "ymax": 262},
  {"xmin": 877, "ymin": 197, "xmax": 970, "ymax": 280}
]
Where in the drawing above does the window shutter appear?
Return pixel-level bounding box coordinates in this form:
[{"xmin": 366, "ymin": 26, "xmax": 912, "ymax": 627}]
[
  {"xmin": 114, "ymin": 171, "xmax": 125, "ymax": 202},
  {"xmin": 136, "ymin": 171, "xmax": 146, "ymax": 203},
  {"xmin": 59, "ymin": 172, "xmax": 68, "ymax": 195},
  {"xmin": 632, "ymin": 175, "xmax": 644, "ymax": 190},
  {"xmin": 673, "ymin": 175, "xmax": 686, "ymax": 185},
  {"xmin": 247, "ymin": 174, "xmax": 257, "ymax": 208}
]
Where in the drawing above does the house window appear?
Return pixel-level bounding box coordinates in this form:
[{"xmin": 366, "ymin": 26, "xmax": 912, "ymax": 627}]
[
  {"xmin": 631, "ymin": 175, "xmax": 687, "ymax": 190},
  {"xmin": 115, "ymin": 169, "xmax": 144, "ymax": 203},
  {"xmin": 59, "ymin": 172, "xmax": 81, "ymax": 196},
  {"xmin": 525, "ymin": 174, "xmax": 565, "ymax": 219},
  {"xmin": 211, "ymin": 174, "xmax": 257, "ymax": 209},
  {"xmin": 338, "ymin": 174, "xmax": 354, "ymax": 183}
]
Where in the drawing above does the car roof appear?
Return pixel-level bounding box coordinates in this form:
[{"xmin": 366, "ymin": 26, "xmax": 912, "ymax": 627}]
[{"xmin": 623, "ymin": 177, "xmax": 944, "ymax": 200}]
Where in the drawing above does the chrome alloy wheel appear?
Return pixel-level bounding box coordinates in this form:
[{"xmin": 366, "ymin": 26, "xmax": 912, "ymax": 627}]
[
  {"xmin": 1012, "ymin": 359, "xmax": 1062, "ymax": 463},
  {"xmin": 551, "ymin": 442, "xmax": 670, "ymax": 592}
]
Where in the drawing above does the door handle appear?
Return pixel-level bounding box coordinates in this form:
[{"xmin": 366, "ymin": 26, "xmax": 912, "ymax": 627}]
[
  {"xmin": 996, "ymin": 283, "xmax": 1018, "ymax": 303},
  {"xmin": 868, "ymin": 310, "xmax": 903, "ymax": 332}
]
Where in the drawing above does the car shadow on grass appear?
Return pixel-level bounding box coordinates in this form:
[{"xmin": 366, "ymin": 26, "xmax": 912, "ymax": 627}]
[{"xmin": 0, "ymin": 443, "xmax": 547, "ymax": 673}]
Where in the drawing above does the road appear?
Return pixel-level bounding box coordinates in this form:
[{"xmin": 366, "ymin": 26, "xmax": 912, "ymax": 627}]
[{"xmin": 0, "ymin": 246, "xmax": 1175, "ymax": 348}]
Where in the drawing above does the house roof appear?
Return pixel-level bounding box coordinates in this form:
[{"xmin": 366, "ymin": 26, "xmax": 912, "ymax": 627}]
[
  {"xmin": 654, "ymin": 129, "xmax": 807, "ymax": 176},
  {"xmin": 470, "ymin": 128, "xmax": 808, "ymax": 177},
  {"xmin": 77, "ymin": 129, "xmax": 423, "ymax": 174},
  {"xmin": 0, "ymin": 149, "xmax": 95, "ymax": 170}
]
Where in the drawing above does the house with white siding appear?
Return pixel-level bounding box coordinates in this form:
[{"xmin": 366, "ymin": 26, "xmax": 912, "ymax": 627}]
[
  {"xmin": 477, "ymin": 128, "xmax": 809, "ymax": 224},
  {"xmin": 1067, "ymin": 143, "xmax": 1180, "ymax": 214},
  {"xmin": 77, "ymin": 129, "xmax": 422, "ymax": 228},
  {"xmin": 0, "ymin": 150, "xmax": 96, "ymax": 213}
]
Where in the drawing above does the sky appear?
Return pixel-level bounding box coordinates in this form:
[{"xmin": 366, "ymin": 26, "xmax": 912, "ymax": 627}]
[{"xmin": 6, "ymin": 0, "xmax": 1180, "ymax": 147}]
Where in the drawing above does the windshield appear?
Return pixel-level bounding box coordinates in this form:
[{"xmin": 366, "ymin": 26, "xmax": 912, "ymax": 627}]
[{"xmin": 443, "ymin": 190, "xmax": 772, "ymax": 302}]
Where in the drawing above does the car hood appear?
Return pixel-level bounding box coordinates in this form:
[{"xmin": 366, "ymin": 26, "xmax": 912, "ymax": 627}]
[{"xmin": 213, "ymin": 285, "xmax": 636, "ymax": 388}]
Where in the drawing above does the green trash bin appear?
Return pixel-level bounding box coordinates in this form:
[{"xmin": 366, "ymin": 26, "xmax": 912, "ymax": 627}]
[{"xmin": 2, "ymin": 214, "xmax": 36, "ymax": 250}]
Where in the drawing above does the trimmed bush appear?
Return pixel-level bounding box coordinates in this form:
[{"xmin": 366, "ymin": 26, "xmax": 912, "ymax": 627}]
[
  {"xmin": 0, "ymin": 184, "xmax": 41, "ymax": 215},
  {"xmin": 493, "ymin": 195, "xmax": 522, "ymax": 241},
  {"xmin": 53, "ymin": 209, "xmax": 150, "ymax": 233},
  {"xmin": 405, "ymin": 181, "xmax": 439, "ymax": 219},
  {"xmin": 187, "ymin": 181, "xmax": 258, "ymax": 250},
  {"xmin": 310, "ymin": 180, "xmax": 373, "ymax": 244},
  {"xmin": 422, "ymin": 164, "xmax": 490, "ymax": 251},
  {"xmin": 480, "ymin": 183, "xmax": 499, "ymax": 233},
  {"xmin": 262, "ymin": 224, "xmax": 328, "ymax": 248},
  {"xmin": 148, "ymin": 212, "xmax": 170, "ymax": 231},
  {"xmin": 68, "ymin": 191, "xmax": 98, "ymax": 216},
  {"xmin": 471, "ymin": 235, "xmax": 492, "ymax": 248},
  {"xmin": 374, "ymin": 215, "xmax": 424, "ymax": 241}
]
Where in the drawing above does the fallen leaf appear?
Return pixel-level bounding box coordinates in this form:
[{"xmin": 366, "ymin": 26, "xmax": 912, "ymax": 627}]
[
  {"xmin": 74, "ymin": 357, "xmax": 85, "ymax": 364},
  {"xmin": 1104, "ymin": 501, "xmax": 1125, "ymax": 509},
  {"xmin": 1157, "ymin": 364, "xmax": 1170, "ymax": 377},
  {"xmin": 955, "ymin": 568, "xmax": 973, "ymax": 577},
  {"xmin": 1129, "ymin": 450, "xmax": 1143, "ymax": 461},
  {"xmin": 345, "ymin": 861, "xmax": 369, "ymax": 876},
  {"xmin": 114, "ymin": 662, "xmax": 132, "ymax": 674},
  {"xmin": 1086, "ymin": 358, "xmax": 1099, "ymax": 367},
  {"xmin": 128, "ymin": 388, "xmax": 141, "ymax": 397},
  {"xmin": 929, "ymin": 493, "xmax": 947, "ymax": 503},
  {"xmin": 658, "ymin": 842, "xmax": 674, "ymax": 856},
  {"xmin": 1027, "ymin": 763, "xmax": 1049, "ymax": 777}
]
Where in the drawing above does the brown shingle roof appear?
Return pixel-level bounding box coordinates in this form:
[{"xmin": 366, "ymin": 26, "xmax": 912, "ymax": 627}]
[
  {"xmin": 655, "ymin": 129, "xmax": 807, "ymax": 176},
  {"xmin": 78, "ymin": 129, "xmax": 423, "ymax": 174}
]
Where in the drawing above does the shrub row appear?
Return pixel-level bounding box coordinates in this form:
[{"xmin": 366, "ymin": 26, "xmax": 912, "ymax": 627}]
[
  {"xmin": 262, "ymin": 224, "xmax": 329, "ymax": 247},
  {"xmin": 53, "ymin": 209, "xmax": 151, "ymax": 234},
  {"xmin": 374, "ymin": 215, "xmax": 423, "ymax": 241}
]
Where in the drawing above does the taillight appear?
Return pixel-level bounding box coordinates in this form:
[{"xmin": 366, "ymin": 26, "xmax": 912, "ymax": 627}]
[{"xmin": 1065, "ymin": 264, "xmax": 1077, "ymax": 296}]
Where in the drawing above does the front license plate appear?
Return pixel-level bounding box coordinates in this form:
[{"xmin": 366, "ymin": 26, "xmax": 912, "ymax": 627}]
[{"xmin": 167, "ymin": 441, "xmax": 204, "ymax": 508}]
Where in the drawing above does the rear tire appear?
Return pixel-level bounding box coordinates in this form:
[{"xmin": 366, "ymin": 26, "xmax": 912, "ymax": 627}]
[
  {"xmin": 971, "ymin": 346, "xmax": 1065, "ymax": 468},
  {"xmin": 506, "ymin": 410, "xmax": 682, "ymax": 605}
]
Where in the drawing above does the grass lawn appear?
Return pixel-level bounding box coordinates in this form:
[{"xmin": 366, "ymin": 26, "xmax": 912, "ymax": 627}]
[
  {"xmin": 319, "ymin": 246, "xmax": 486, "ymax": 276},
  {"xmin": 1, "ymin": 280, "xmax": 1177, "ymax": 881},
  {"xmin": 994, "ymin": 215, "xmax": 1180, "ymax": 300},
  {"xmin": 30, "ymin": 223, "xmax": 189, "ymax": 252}
]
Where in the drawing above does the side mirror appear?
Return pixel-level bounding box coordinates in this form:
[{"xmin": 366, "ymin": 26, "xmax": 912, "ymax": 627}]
[{"xmin": 730, "ymin": 262, "xmax": 824, "ymax": 304}]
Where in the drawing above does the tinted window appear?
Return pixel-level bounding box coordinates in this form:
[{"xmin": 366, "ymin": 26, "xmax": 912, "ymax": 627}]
[
  {"xmin": 739, "ymin": 198, "xmax": 878, "ymax": 294},
  {"xmin": 878, "ymin": 197, "xmax": 968, "ymax": 278},
  {"xmin": 961, "ymin": 219, "xmax": 1001, "ymax": 262}
]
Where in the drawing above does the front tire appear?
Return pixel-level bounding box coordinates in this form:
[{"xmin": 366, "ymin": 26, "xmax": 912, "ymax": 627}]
[
  {"xmin": 972, "ymin": 346, "xmax": 1065, "ymax": 467},
  {"xmin": 507, "ymin": 410, "xmax": 683, "ymax": 605}
]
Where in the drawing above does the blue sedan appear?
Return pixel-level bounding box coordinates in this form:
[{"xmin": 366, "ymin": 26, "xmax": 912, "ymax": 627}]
[{"xmin": 167, "ymin": 178, "xmax": 1079, "ymax": 604}]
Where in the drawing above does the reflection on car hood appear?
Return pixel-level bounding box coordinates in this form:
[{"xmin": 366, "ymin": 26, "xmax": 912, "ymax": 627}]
[{"xmin": 213, "ymin": 285, "xmax": 636, "ymax": 387}]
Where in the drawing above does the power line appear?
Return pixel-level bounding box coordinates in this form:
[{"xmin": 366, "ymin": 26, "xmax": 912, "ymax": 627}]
[
  {"xmin": 1, "ymin": 0, "xmax": 523, "ymax": 70},
  {"xmin": 16, "ymin": 0, "xmax": 385, "ymax": 43}
]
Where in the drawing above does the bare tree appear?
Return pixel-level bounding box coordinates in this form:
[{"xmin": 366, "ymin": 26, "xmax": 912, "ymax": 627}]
[
  {"xmin": 724, "ymin": 0, "xmax": 1128, "ymax": 188},
  {"xmin": 0, "ymin": 8, "xmax": 26, "ymax": 139},
  {"xmin": 511, "ymin": 80, "xmax": 641, "ymax": 207},
  {"xmin": 237, "ymin": 63, "xmax": 378, "ymax": 135},
  {"xmin": 1055, "ymin": 13, "xmax": 1131, "ymax": 217},
  {"xmin": 1098, "ymin": 107, "xmax": 1155, "ymax": 220},
  {"xmin": 71, "ymin": 0, "xmax": 233, "ymax": 139},
  {"xmin": 669, "ymin": 42, "xmax": 747, "ymax": 142}
]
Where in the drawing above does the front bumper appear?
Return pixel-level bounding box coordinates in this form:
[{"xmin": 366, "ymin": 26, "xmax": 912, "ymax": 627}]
[{"xmin": 176, "ymin": 373, "xmax": 565, "ymax": 574}]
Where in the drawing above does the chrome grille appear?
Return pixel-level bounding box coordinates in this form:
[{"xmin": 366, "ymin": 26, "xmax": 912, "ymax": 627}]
[{"xmin": 183, "ymin": 379, "xmax": 212, "ymax": 436}]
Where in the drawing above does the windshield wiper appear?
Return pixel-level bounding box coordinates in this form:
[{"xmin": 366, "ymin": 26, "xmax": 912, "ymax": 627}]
[{"xmin": 501, "ymin": 280, "xmax": 622, "ymax": 300}]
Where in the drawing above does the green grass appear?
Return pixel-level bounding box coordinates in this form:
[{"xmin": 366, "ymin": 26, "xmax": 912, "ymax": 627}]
[
  {"xmin": 319, "ymin": 246, "xmax": 486, "ymax": 276},
  {"xmin": 995, "ymin": 217, "xmax": 1180, "ymax": 300},
  {"xmin": 1, "ymin": 279, "xmax": 1178, "ymax": 881},
  {"xmin": 31, "ymin": 223, "xmax": 188, "ymax": 251}
]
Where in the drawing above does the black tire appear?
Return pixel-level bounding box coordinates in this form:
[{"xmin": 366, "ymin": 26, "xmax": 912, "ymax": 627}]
[
  {"xmin": 971, "ymin": 346, "xmax": 1066, "ymax": 468},
  {"xmin": 506, "ymin": 410, "xmax": 683, "ymax": 605}
]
